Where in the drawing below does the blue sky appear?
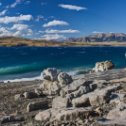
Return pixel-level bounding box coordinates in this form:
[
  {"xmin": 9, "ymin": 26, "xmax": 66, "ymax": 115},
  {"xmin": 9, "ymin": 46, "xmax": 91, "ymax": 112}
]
[{"xmin": 0, "ymin": 0, "xmax": 125, "ymax": 40}]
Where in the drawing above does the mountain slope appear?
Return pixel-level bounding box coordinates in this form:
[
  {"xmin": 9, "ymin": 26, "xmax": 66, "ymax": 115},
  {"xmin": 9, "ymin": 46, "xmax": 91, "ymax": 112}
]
[{"xmin": 67, "ymin": 33, "xmax": 126, "ymax": 42}]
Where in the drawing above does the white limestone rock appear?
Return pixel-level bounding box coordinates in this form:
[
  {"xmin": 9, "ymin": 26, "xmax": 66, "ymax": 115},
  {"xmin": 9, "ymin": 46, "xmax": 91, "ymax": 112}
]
[{"xmin": 93, "ymin": 61, "xmax": 115, "ymax": 72}]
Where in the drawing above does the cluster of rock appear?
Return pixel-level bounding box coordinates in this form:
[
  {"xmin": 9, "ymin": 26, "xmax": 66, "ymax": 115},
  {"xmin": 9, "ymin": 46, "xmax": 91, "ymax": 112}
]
[
  {"xmin": 33, "ymin": 67, "xmax": 126, "ymax": 125},
  {"xmin": 40, "ymin": 68, "xmax": 73, "ymax": 96},
  {"xmin": 1, "ymin": 64, "xmax": 126, "ymax": 126}
]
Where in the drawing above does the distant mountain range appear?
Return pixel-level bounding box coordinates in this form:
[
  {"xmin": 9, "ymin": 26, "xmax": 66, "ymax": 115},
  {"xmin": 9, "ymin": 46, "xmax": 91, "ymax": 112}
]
[{"xmin": 66, "ymin": 33, "xmax": 126, "ymax": 42}]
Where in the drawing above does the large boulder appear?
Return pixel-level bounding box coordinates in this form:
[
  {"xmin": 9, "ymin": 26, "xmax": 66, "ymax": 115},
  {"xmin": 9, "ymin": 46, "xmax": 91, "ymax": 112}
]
[
  {"xmin": 39, "ymin": 80, "xmax": 60, "ymax": 95},
  {"xmin": 93, "ymin": 61, "xmax": 115, "ymax": 72},
  {"xmin": 42, "ymin": 68, "xmax": 59, "ymax": 81},
  {"xmin": 58, "ymin": 72, "xmax": 73, "ymax": 86}
]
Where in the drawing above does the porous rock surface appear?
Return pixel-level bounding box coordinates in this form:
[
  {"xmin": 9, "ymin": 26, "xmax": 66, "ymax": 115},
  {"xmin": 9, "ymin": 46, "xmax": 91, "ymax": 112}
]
[{"xmin": 35, "ymin": 107, "xmax": 95, "ymax": 126}]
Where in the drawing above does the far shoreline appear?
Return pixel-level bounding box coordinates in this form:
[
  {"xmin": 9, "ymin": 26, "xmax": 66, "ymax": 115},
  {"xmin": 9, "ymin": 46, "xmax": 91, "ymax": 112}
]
[{"xmin": 1, "ymin": 42, "xmax": 126, "ymax": 47}]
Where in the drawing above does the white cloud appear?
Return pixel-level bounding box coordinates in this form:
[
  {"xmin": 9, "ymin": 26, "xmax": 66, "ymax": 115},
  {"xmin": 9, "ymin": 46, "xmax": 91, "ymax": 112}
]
[
  {"xmin": 0, "ymin": 10, "xmax": 7, "ymax": 16},
  {"xmin": 59, "ymin": 4, "xmax": 87, "ymax": 11},
  {"xmin": 45, "ymin": 29, "xmax": 79, "ymax": 34},
  {"xmin": 41, "ymin": 34, "xmax": 66, "ymax": 41},
  {"xmin": 11, "ymin": 24, "xmax": 29, "ymax": 30},
  {"xmin": 14, "ymin": 28, "xmax": 33, "ymax": 37},
  {"xmin": 0, "ymin": 15, "xmax": 33, "ymax": 24},
  {"xmin": 10, "ymin": 0, "xmax": 21, "ymax": 8},
  {"xmin": 0, "ymin": 24, "xmax": 33, "ymax": 37},
  {"xmin": 43, "ymin": 20, "xmax": 69, "ymax": 27}
]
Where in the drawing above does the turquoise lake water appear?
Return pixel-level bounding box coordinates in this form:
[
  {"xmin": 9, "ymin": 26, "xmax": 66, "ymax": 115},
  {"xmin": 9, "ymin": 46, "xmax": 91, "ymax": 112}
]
[{"xmin": 0, "ymin": 46, "xmax": 126, "ymax": 80}]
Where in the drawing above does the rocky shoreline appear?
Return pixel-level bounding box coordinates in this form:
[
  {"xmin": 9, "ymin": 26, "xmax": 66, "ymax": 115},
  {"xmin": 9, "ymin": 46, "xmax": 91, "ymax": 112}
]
[{"xmin": 0, "ymin": 61, "xmax": 126, "ymax": 126}]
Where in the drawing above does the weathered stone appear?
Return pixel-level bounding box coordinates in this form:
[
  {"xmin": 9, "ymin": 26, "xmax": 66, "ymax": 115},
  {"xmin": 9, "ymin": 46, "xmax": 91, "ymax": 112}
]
[
  {"xmin": 23, "ymin": 91, "xmax": 38, "ymax": 99},
  {"xmin": 89, "ymin": 84, "xmax": 121, "ymax": 106},
  {"xmin": 35, "ymin": 111, "xmax": 50, "ymax": 122},
  {"xmin": 42, "ymin": 68, "xmax": 59, "ymax": 81},
  {"xmin": 52, "ymin": 96, "xmax": 70, "ymax": 108},
  {"xmin": 39, "ymin": 80, "xmax": 60, "ymax": 95},
  {"xmin": 107, "ymin": 104, "xmax": 126, "ymax": 121},
  {"xmin": 35, "ymin": 107, "xmax": 94, "ymax": 125},
  {"xmin": 97, "ymin": 103, "xmax": 126, "ymax": 125},
  {"xmin": 27, "ymin": 101, "xmax": 48, "ymax": 112},
  {"xmin": 93, "ymin": 80, "xmax": 107, "ymax": 89},
  {"xmin": 62, "ymin": 79, "xmax": 90, "ymax": 94},
  {"xmin": 58, "ymin": 72, "xmax": 73, "ymax": 86},
  {"xmin": 67, "ymin": 83, "xmax": 96, "ymax": 99},
  {"xmin": 89, "ymin": 91, "xmax": 107, "ymax": 106},
  {"xmin": 14, "ymin": 94, "xmax": 24, "ymax": 101},
  {"xmin": 93, "ymin": 60, "xmax": 115, "ymax": 72},
  {"xmin": 71, "ymin": 84, "xmax": 121, "ymax": 107},
  {"xmin": 72, "ymin": 95, "xmax": 90, "ymax": 107}
]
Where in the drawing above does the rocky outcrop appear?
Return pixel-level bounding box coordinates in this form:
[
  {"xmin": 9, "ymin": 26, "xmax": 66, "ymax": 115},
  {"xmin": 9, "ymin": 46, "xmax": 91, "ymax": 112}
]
[
  {"xmin": 92, "ymin": 60, "xmax": 115, "ymax": 72},
  {"xmin": 34, "ymin": 68, "xmax": 125, "ymax": 125},
  {"xmin": 8, "ymin": 67, "xmax": 126, "ymax": 126},
  {"xmin": 39, "ymin": 68, "xmax": 73, "ymax": 96}
]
